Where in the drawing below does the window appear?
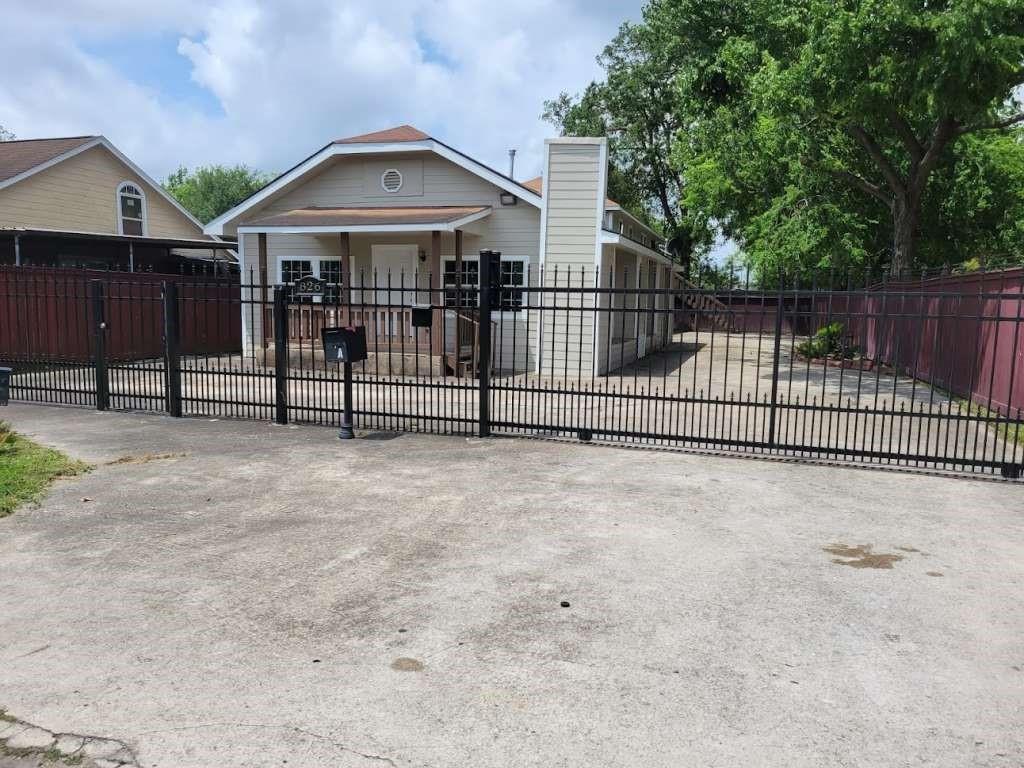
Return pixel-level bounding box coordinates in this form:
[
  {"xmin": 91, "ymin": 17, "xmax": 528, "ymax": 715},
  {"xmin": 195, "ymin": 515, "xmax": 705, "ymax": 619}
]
[
  {"xmin": 443, "ymin": 259, "xmax": 479, "ymax": 308},
  {"xmin": 280, "ymin": 259, "xmax": 313, "ymax": 302},
  {"xmin": 320, "ymin": 260, "xmax": 342, "ymax": 302},
  {"xmin": 499, "ymin": 259, "xmax": 525, "ymax": 311},
  {"xmin": 443, "ymin": 256, "xmax": 525, "ymax": 312},
  {"xmin": 117, "ymin": 182, "xmax": 146, "ymax": 235}
]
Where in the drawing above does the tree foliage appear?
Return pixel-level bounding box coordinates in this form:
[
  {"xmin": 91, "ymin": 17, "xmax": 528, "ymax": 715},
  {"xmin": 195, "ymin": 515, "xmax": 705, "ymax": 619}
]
[
  {"xmin": 549, "ymin": 0, "xmax": 1024, "ymax": 280},
  {"xmin": 164, "ymin": 165, "xmax": 273, "ymax": 224},
  {"xmin": 543, "ymin": 18, "xmax": 714, "ymax": 262},
  {"xmin": 0, "ymin": 125, "xmax": 15, "ymax": 141}
]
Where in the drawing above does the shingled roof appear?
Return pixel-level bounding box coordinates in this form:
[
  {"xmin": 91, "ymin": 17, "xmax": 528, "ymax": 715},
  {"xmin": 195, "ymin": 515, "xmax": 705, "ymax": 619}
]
[
  {"xmin": 0, "ymin": 136, "xmax": 97, "ymax": 184},
  {"xmin": 334, "ymin": 125, "xmax": 431, "ymax": 144},
  {"xmin": 522, "ymin": 175, "xmax": 619, "ymax": 209}
]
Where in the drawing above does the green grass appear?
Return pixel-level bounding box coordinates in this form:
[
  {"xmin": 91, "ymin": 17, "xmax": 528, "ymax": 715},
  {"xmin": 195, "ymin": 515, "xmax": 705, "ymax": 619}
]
[
  {"xmin": 0, "ymin": 422, "xmax": 88, "ymax": 517},
  {"xmin": 954, "ymin": 399, "xmax": 1024, "ymax": 446}
]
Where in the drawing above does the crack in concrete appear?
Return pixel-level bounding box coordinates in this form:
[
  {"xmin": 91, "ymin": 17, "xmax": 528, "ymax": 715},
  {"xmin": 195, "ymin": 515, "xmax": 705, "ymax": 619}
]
[
  {"xmin": 132, "ymin": 721, "xmax": 399, "ymax": 766},
  {"xmin": 0, "ymin": 710, "xmax": 139, "ymax": 766}
]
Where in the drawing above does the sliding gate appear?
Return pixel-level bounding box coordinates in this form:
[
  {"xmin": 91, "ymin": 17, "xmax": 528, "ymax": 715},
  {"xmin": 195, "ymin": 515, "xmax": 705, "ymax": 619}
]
[{"xmin": 3, "ymin": 263, "xmax": 1021, "ymax": 480}]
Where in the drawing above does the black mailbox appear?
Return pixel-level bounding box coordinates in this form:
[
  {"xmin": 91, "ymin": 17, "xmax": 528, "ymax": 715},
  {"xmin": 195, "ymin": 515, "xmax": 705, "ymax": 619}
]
[
  {"xmin": 0, "ymin": 367, "xmax": 9, "ymax": 406},
  {"xmin": 321, "ymin": 326, "xmax": 367, "ymax": 363},
  {"xmin": 411, "ymin": 305, "xmax": 433, "ymax": 328}
]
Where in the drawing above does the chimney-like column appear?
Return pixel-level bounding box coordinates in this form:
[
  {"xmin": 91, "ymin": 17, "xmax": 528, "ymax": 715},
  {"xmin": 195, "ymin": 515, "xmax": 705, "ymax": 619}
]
[{"xmin": 536, "ymin": 137, "xmax": 608, "ymax": 377}]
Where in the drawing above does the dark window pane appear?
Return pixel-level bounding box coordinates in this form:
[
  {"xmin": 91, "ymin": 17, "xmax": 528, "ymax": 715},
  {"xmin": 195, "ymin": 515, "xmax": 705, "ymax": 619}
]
[
  {"xmin": 121, "ymin": 218, "xmax": 143, "ymax": 235},
  {"xmin": 120, "ymin": 195, "xmax": 141, "ymax": 218}
]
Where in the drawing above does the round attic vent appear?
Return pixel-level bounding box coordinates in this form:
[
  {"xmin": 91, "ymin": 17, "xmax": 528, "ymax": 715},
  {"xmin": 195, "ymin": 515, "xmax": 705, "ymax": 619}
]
[{"xmin": 381, "ymin": 168, "xmax": 403, "ymax": 193}]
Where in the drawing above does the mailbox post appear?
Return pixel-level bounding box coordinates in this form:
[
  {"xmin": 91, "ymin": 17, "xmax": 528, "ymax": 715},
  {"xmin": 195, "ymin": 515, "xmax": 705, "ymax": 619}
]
[{"xmin": 321, "ymin": 326, "xmax": 367, "ymax": 439}]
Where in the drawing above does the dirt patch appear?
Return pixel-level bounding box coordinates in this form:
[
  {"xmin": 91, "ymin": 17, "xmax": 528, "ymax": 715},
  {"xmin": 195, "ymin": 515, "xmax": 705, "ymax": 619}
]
[
  {"xmin": 824, "ymin": 543, "xmax": 904, "ymax": 570},
  {"xmin": 390, "ymin": 657, "xmax": 424, "ymax": 672},
  {"xmin": 105, "ymin": 453, "xmax": 187, "ymax": 466},
  {"xmin": 926, "ymin": 571, "xmax": 944, "ymax": 577}
]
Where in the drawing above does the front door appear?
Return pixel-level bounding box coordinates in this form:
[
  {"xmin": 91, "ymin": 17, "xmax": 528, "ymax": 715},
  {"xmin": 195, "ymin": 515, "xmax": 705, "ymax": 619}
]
[{"xmin": 371, "ymin": 244, "xmax": 418, "ymax": 306}]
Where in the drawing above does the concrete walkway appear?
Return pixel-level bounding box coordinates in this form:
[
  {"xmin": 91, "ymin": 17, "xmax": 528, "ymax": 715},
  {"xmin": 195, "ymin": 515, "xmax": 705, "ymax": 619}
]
[{"xmin": 0, "ymin": 405, "xmax": 1022, "ymax": 767}]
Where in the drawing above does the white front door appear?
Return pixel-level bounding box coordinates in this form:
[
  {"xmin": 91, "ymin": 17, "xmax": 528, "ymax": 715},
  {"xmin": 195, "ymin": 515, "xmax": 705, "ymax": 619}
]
[{"xmin": 371, "ymin": 244, "xmax": 418, "ymax": 305}]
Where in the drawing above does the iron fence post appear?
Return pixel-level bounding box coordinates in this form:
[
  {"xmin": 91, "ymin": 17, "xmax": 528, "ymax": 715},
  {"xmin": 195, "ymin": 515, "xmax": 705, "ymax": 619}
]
[
  {"xmin": 477, "ymin": 249, "xmax": 496, "ymax": 437},
  {"xmin": 90, "ymin": 279, "xmax": 109, "ymax": 411},
  {"xmin": 767, "ymin": 273, "xmax": 785, "ymax": 448},
  {"xmin": 162, "ymin": 281, "xmax": 182, "ymax": 417},
  {"xmin": 273, "ymin": 286, "xmax": 289, "ymax": 425}
]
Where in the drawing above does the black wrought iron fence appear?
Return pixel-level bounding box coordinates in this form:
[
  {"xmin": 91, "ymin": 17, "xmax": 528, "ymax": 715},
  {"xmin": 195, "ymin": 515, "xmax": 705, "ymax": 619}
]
[{"xmin": 1, "ymin": 261, "xmax": 1021, "ymax": 480}]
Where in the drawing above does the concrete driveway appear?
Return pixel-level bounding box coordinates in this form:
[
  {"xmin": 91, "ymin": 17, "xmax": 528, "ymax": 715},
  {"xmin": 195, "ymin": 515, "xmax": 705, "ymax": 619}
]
[{"xmin": 0, "ymin": 404, "xmax": 1022, "ymax": 767}]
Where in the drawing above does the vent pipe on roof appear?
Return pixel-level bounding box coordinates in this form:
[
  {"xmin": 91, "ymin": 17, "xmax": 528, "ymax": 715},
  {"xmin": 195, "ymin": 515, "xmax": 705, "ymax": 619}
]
[{"xmin": 508, "ymin": 149, "xmax": 517, "ymax": 179}]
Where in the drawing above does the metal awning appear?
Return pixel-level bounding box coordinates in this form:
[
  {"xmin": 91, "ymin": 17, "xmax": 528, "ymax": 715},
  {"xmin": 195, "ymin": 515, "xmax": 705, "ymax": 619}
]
[
  {"xmin": 237, "ymin": 205, "xmax": 492, "ymax": 234},
  {"xmin": 0, "ymin": 227, "xmax": 233, "ymax": 253}
]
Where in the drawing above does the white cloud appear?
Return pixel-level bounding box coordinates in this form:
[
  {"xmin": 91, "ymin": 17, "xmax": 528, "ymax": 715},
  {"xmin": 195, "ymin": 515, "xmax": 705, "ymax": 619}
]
[{"xmin": 0, "ymin": 0, "xmax": 642, "ymax": 182}]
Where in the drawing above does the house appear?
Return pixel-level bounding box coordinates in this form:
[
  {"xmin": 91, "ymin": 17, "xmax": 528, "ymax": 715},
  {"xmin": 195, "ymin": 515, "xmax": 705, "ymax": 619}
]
[
  {"xmin": 0, "ymin": 136, "xmax": 231, "ymax": 273},
  {"xmin": 204, "ymin": 125, "xmax": 677, "ymax": 375}
]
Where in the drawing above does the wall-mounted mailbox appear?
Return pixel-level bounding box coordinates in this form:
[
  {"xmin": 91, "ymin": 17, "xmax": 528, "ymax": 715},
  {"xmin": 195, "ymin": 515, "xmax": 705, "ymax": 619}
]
[
  {"xmin": 321, "ymin": 326, "xmax": 367, "ymax": 364},
  {"xmin": 0, "ymin": 367, "xmax": 10, "ymax": 406},
  {"xmin": 411, "ymin": 305, "xmax": 433, "ymax": 328}
]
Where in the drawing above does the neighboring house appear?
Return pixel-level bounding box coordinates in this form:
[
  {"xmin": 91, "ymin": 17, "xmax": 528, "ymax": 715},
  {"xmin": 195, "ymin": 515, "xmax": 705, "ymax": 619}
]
[
  {"xmin": 0, "ymin": 136, "xmax": 231, "ymax": 273},
  {"xmin": 204, "ymin": 125, "xmax": 677, "ymax": 375}
]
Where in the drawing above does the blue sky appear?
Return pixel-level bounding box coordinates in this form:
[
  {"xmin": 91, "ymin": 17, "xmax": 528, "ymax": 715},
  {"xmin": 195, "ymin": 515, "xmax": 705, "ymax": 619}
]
[{"xmin": 0, "ymin": 0, "xmax": 645, "ymax": 182}]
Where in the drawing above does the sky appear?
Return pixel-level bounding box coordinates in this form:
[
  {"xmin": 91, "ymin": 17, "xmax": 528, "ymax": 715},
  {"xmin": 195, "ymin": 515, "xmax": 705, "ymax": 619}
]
[{"xmin": 0, "ymin": 0, "xmax": 646, "ymax": 183}]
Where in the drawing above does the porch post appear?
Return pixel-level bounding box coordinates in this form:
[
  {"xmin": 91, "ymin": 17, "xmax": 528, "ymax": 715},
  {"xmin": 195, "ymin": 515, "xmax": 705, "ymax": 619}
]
[
  {"xmin": 339, "ymin": 232, "xmax": 351, "ymax": 309},
  {"xmin": 431, "ymin": 230, "xmax": 443, "ymax": 356},
  {"xmin": 454, "ymin": 229, "xmax": 463, "ymax": 311},
  {"xmin": 13, "ymin": 234, "xmax": 20, "ymax": 266},
  {"xmin": 258, "ymin": 232, "xmax": 270, "ymax": 348}
]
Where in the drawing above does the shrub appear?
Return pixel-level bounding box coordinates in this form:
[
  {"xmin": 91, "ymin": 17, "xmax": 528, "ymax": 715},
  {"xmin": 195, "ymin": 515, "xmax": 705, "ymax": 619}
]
[{"xmin": 796, "ymin": 322, "xmax": 857, "ymax": 359}]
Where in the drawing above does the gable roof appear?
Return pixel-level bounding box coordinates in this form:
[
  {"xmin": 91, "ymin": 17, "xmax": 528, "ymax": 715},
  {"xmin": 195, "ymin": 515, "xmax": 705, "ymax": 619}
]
[
  {"xmin": 0, "ymin": 135, "xmax": 220, "ymax": 244},
  {"xmin": 335, "ymin": 125, "xmax": 430, "ymax": 144},
  {"xmin": 0, "ymin": 136, "xmax": 98, "ymax": 184},
  {"xmin": 204, "ymin": 125, "xmax": 544, "ymax": 235}
]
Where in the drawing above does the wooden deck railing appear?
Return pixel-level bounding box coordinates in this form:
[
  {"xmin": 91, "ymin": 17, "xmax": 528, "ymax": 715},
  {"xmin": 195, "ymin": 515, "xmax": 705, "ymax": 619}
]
[{"xmin": 274, "ymin": 305, "xmax": 494, "ymax": 375}]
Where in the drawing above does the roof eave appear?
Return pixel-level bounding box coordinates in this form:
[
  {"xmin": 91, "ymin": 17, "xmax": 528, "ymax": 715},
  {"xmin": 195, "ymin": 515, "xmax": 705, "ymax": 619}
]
[{"xmin": 204, "ymin": 139, "xmax": 542, "ymax": 236}]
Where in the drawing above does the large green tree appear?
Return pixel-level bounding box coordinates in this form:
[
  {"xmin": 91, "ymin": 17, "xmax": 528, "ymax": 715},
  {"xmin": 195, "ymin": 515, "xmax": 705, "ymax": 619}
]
[
  {"xmin": 164, "ymin": 165, "xmax": 273, "ymax": 224},
  {"xmin": 670, "ymin": 0, "xmax": 1024, "ymax": 277},
  {"xmin": 551, "ymin": 0, "xmax": 1024, "ymax": 279}
]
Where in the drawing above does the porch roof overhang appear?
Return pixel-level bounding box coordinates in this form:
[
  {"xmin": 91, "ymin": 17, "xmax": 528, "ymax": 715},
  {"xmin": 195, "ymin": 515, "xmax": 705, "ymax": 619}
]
[
  {"xmin": 1, "ymin": 227, "xmax": 237, "ymax": 261},
  {"xmin": 600, "ymin": 230, "xmax": 674, "ymax": 268},
  {"xmin": 236, "ymin": 205, "xmax": 492, "ymax": 235}
]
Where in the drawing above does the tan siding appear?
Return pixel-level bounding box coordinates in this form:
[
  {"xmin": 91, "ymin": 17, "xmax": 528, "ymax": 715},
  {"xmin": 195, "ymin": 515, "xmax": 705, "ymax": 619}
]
[
  {"xmin": 235, "ymin": 153, "xmax": 540, "ymax": 261},
  {"xmin": 539, "ymin": 142, "xmax": 604, "ymax": 376},
  {"xmin": 0, "ymin": 145, "xmax": 205, "ymax": 239}
]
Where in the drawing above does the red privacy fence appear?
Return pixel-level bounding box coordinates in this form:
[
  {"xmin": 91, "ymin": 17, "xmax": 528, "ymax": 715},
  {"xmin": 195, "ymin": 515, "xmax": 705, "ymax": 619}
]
[
  {"xmin": 0, "ymin": 267, "xmax": 241, "ymax": 363},
  {"xmin": 816, "ymin": 268, "xmax": 1024, "ymax": 417}
]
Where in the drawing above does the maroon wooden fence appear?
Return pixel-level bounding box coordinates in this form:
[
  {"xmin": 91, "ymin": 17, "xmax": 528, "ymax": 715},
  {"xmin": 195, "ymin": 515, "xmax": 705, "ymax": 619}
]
[
  {"xmin": 0, "ymin": 267, "xmax": 241, "ymax": 363},
  {"xmin": 816, "ymin": 268, "xmax": 1024, "ymax": 417}
]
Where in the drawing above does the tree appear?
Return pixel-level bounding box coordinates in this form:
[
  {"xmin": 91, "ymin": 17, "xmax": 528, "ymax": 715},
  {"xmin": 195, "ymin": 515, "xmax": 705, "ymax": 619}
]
[
  {"xmin": 673, "ymin": 0, "xmax": 1024, "ymax": 277},
  {"xmin": 164, "ymin": 165, "xmax": 273, "ymax": 224},
  {"xmin": 0, "ymin": 125, "xmax": 15, "ymax": 141},
  {"xmin": 781, "ymin": 0, "xmax": 1024, "ymax": 275},
  {"xmin": 542, "ymin": 18, "xmax": 715, "ymax": 262}
]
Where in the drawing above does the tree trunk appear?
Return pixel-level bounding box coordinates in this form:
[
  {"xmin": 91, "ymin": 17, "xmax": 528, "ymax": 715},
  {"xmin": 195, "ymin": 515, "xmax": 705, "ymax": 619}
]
[{"xmin": 891, "ymin": 201, "xmax": 918, "ymax": 278}]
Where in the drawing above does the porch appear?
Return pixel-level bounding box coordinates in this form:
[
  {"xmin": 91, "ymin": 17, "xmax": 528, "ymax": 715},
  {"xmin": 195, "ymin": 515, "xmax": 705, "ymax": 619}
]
[{"xmin": 238, "ymin": 205, "xmax": 493, "ymax": 376}]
